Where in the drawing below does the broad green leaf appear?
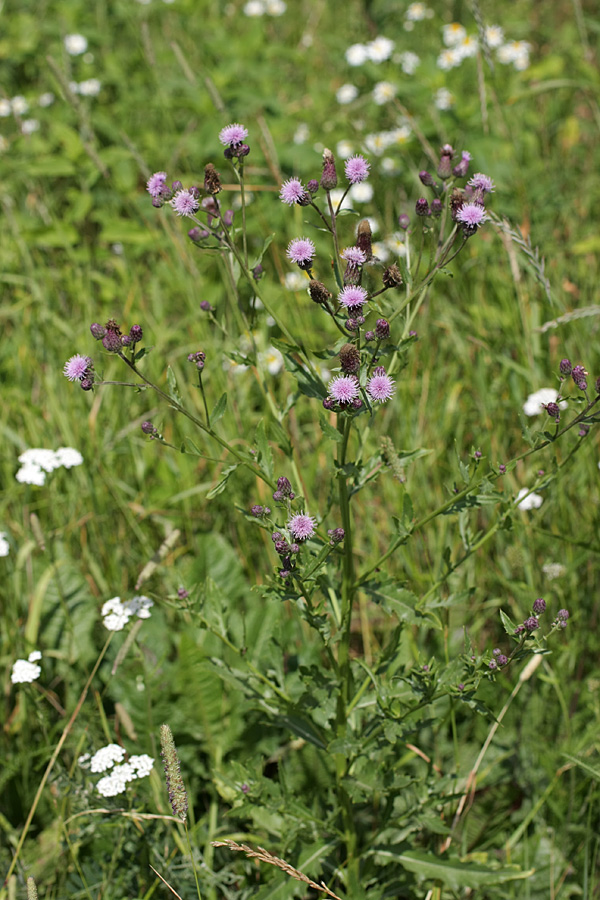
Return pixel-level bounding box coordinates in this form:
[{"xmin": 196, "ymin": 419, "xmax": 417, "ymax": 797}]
[
  {"xmin": 318, "ymin": 414, "xmax": 343, "ymax": 442},
  {"xmin": 207, "ymin": 464, "xmax": 238, "ymax": 499},
  {"xmin": 500, "ymin": 609, "xmax": 517, "ymax": 636},
  {"xmin": 372, "ymin": 848, "xmax": 532, "ymax": 889},
  {"xmin": 166, "ymin": 365, "xmax": 182, "ymax": 404},
  {"xmin": 211, "ymin": 392, "xmax": 228, "ymax": 425}
]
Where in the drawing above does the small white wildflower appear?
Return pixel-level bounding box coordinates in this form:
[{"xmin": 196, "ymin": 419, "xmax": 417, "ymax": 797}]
[
  {"xmin": 484, "ymin": 25, "xmax": 504, "ymax": 48},
  {"xmin": 16, "ymin": 465, "xmax": 46, "ymax": 486},
  {"xmin": 380, "ymin": 157, "xmax": 399, "ymax": 174},
  {"xmin": 284, "ymin": 271, "xmax": 306, "ymax": 291},
  {"xmin": 11, "ymin": 653, "xmax": 42, "ymax": 684},
  {"xmin": 372, "ymin": 81, "xmax": 396, "ymax": 106},
  {"xmin": 456, "ymin": 35, "xmax": 478, "ymax": 59},
  {"xmin": 265, "ymin": 0, "xmax": 286, "ymax": 14},
  {"xmin": 102, "ymin": 597, "xmax": 132, "ymax": 631},
  {"xmin": 498, "ymin": 40, "xmax": 531, "ymax": 68},
  {"xmin": 328, "ymin": 188, "xmax": 352, "ymax": 211},
  {"xmin": 78, "ymin": 79, "xmax": 101, "ymax": 97},
  {"xmin": 405, "ymin": 2, "xmax": 429, "ymax": 21},
  {"xmin": 232, "ymin": 191, "xmax": 253, "ymax": 209},
  {"xmin": 129, "ymin": 754, "xmax": 155, "ymax": 777},
  {"xmin": 258, "ymin": 347, "xmax": 284, "ymax": 375},
  {"xmin": 363, "ymin": 133, "xmax": 388, "ymax": 156},
  {"xmin": 336, "ymin": 83, "xmax": 358, "ymax": 104},
  {"xmin": 542, "ymin": 562, "xmax": 566, "ymax": 581},
  {"xmin": 516, "ymin": 488, "xmax": 543, "ymax": 511},
  {"xmin": 434, "ymin": 87, "xmax": 454, "ymax": 110},
  {"xmin": 124, "ymin": 595, "xmax": 154, "ymax": 619},
  {"xmin": 90, "ymin": 743, "xmax": 126, "ymax": 773},
  {"xmin": 0, "ymin": 99, "xmax": 11, "ymax": 116},
  {"xmin": 19, "ymin": 449, "xmax": 59, "ymax": 472},
  {"xmin": 22, "ymin": 116, "xmax": 39, "ymax": 134},
  {"xmin": 64, "ymin": 34, "xmax": 88, "ymax": 55},
  {"xmin": 349, "ymin": 182, "xmax": 373, "ymax": 204},
  {"xmin": 11, "ymin": 95, "xmax": 29, "ymax": 115},
  {"xmin": 399, "ymin": 51, "xmax": 420, "ymax": 74},
  {"xmin": 371, "ymin": 241, "xmax": 390, "ymax": 262},
  {"xmin": 336, "ymin": 139, "xmax": 354, "ymax": 159},
  {"xmin": 345, "ymin": 43, "xmax": 370, "ymax": 66},
  {"xmin": 366, "ymin": 36, "xmax": 395, "ymax": 62},
  {"xmin": 293, "ymin": 123, "xmax": 309, "ymax": 144},
  {"xmin": 387, "ymin": 125, "xmax": 412, "ymax": 145},
  {"xmin": 54, "ymin": 447, "xmax": 84, "ymax": 468},
  {"xmin": 244, "ymin": 0, "xmax": 264, "ymax": 14},
  {"xmin": 443, "ymin": 23, "xmax": 467, "ymax": 46},
  {"xmin": 437, "ymin": 48, "xmax": 463, "ymax": 70},
  {"xmin": 38, "ymin": 92, "xmax": 55, "ymax": 107},
  {"xmin": 385, "ymin": 233, "xmax": 408, "ymax": 258},
  {"xmin": 523, "ymin": 388, "xmax": 567, "ymax": 416},
  {"xmin": 0, "ymin": 532, "xmax": 9, "ymax": 557},
  {"xmin": 78, "ymin": 753, "xmax": 91, "ymax": 767}
]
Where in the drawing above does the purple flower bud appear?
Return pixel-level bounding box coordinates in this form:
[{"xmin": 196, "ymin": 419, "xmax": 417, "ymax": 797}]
[
  {"xmin": 557, "ymin": 609, "xmax": 569, "ymax": 620},
  {"xmin": 532, "ymin": 597, "xmax": 546, "ymax": 614},
  {"xmin": 178, "ymin": 587, "xmax": 189, "ymax": 599},
  {"xmin": 252, "ymin": 264, "xmax": 263, "ymax": 281},
  {"xmin": 80, "ymin": 377, "xmax": 94, "ymax": 391},
  {"xmin": 523, "ymin": 616, "xmax": 539, "ymax": 632},
  {"xmin": 499, "ymin": 464, "xmax": 506, "ymax": 474},
  {"xmin": 271, "ymin": 532, "xmax": 283, "ymax": 542},
  {"xmin": 236, "ymin": 143, "xmax": 250, "ymax": 158},
  {"xmin": 364, "ymin": 331, "xmax": 375, "ymax": 342},
  {"xmin": 102, "ymin": 330, "xmax": 122, "ymax": 352},
  {"xmin": 188, "ymin": 351, "xmax": 206, "ymax": 370},
  {"xmin": 346, "ymin": 318, "xmax": 359, "ymax": 332},
  {"xmin": 90, "ymin": 322, "xmax": 106, "ymax": 340},
  {"xmin": 200, "ymin": 300, "xmax": 214, "ymax": 311},
  {"xmin": 383, "ymin": 263, "xmax": 403, "ymax": 289},
  {"xmin": 251, "ymin": 505, "xmax": 265, "ymax": 517},
  {"xmin": 141, "ymin": 421, "xmax": 157, "ymax": 435},
  {"xmin": 121, "ymin": 334, "xmax": 132, "ymax": 347},
  {"xmin": 223, "ymin": 209, "xmax": 234, "ymax": 227},
  {"xmin": 276, "ymin": 476, "xmax": 293, "ymax": 496},
  {"xmin": 474, "ymin": 450, "xmax": 482, "ymax": 459},
  {"xmin": 457, "ymin": 683, "xmax": 464, "ymax": 691},
  {"xmin": 339, "ymin": 343, "xmax": 361, "ymax": 374},
  {"xmin": 171, "ymin": 180, "xmax": 183, "ymax": 192},
  {"xmin": 409, "ymin": 330, "xmax": 417, "ymax": 338},
  {"xmin": 307, "ymin": 179, "xmax": 319, "ymax": 194},
  {"xmin": 419, "ymin": 170, "xmax": 438, "ymax": 188},
  {"xmin": 275, "ymin": 540, "xmax": 290, "ymax": 555},
  {"xmin": 514, "ymin": 624, "xmax": 525, "ymax": 635},
  {"xmin": 579, "ymin": 424, "xmax": 590, "ymax": 437},
  {"xmin": 351, "ymin": 398, "xmax": 363, "ymax": 410},
  {"xmin": 493, "ymin": 648, "xmax": 501, "ymax": 656},
  {"xmin": 489, "ymin": 660, "xmax": 497, "ymax": 670},
  {"xmin": 437, "ymin": 144, "xmax": 455, "ymax": 180},
  {"xmin": 130, "ymin": 324, "xmax": 143, "ymax": 343},
  {"xmin": 572, "ymin": 364, "xmax": 588, "ymax": 390},
  {"xmin": 321, "ymin": 148, "xmax": 338, "ymax": 191},
  {"xmin": 241, "ymin": 783, "xmax": 249, "ymax": 794},
  {"xmin": 559, "ymin": 358, "xmax": 572, "ymax": 376},
  {"xmin": 327, "ymin": 527, "xmax": 345, "ymax": 545},
  {"xmin": 431, "ymin": 198, "xmax": 443, "ymax": 216},
  {"xmin": 415, "ymin": 198, "xmax": 431, "ymax": 217},
  {"xmin": 452, "ymin": 152, "xmax": 472, "ymax": 178},
  {"xmin": 398, "ymin": 213, "xmax": 410, "ymax": 230},
  {"xmin": 375, "ymin": 318, "xmax": 390, "ymax": 340},
  {"xmin": 496, "ymin": 654, "xmax": 508, "ymax": 666},
  {"xmin": 544, "ymin": 402, "xmax": 560, "ymax": 420},
  {"xmin": 323, "ymin": 398, "xmax": 335, "ymax": 410}
]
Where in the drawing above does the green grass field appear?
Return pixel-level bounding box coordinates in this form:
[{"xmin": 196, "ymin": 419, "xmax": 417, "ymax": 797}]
[{"xmin": 2, "ymin": 1, "xmax": 600, "ymax": 898}]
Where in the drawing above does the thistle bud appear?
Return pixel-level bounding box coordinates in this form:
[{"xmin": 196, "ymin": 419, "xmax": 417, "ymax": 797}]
[
  {"xmin": 398, "ymin": 213, "xmax": 410, "ymax": 230},
  {"xmin": 321, "ymin": 148, "xmax": 338, "ymax": 191},
  {"xmin": 356, "ymin": 219, "xmax": 373, "ymax": 261},
  {"xmin": 415, "ymin": 198, "xmax": 431, "ymax": 217},
  {"xmin": 437, "ymin": 143, "xmax": 454, "ymax": 180},
  {"xmin": 419, "ymin": 170, "xmax": 437, "ymax": 188}
]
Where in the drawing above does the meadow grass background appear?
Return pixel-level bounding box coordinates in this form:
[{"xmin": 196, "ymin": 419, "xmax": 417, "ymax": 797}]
[{"xmin": 2, "ymin": 0, "xmax": 600, "ymax": 897}]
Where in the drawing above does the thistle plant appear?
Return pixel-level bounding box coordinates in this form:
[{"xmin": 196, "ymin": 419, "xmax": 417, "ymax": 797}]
[{"xmin": 60, "ymin": 122, "xmax": 598, "ymax": 898}]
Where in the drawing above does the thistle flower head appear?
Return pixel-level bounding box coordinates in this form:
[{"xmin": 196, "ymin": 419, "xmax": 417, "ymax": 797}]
[
  {"xmin": 146, "ymin": 171, "xmax": 168, "ymax": 198},
  {"xmin": 468, "ymin": 172, "xmax": 495, "ymax": 193},
  {"xmin": 288, "ymin": 511, "xmax": 317, "ymax": 541},
  {"xmin": 341, "ymin": 246, "xmax": 366, "ymax": 266},
  {"xmin": 328, "ymin": 374, "xmax": 360, "ymax": 405},
  {"xmin": 455, "ymin": 202, "xmax": 488, "ymax": 233},
  {"xmin": 366, "ymin": 366, "xmax": 396, "ymax": 403},
  {"xmin": 171, "ymin": 189, "xmax": 200, "ymax": 217},
  {"xmin": 160, "ymin": 724, "xmax": 188, "ymax": 823},
  {"xmin": 219, "ymin": 123, "xmax": 248, "ymax": 147},
  {"xmin": 286, "ymin": 237, "xmax": 316, "ymax": 269},
  {"xmin": 338, "ymin": 285, "xmax": 368, "ymax": 309},
  {"xmin": 344, "ymin": 154, "xmax": 370, "ymax": 184},
  {"xmin": 279, "ymin": 177, "xmax": 305, "ymax": 205},
  {"xmin": 63, "ymin": 354, "xmax": 92, "ymax": 382}
]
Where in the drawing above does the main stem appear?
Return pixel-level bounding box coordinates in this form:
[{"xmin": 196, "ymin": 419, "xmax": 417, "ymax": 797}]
[{"xmin": 334, "ymin": 413, "xmax": 360, "ymax": 892}]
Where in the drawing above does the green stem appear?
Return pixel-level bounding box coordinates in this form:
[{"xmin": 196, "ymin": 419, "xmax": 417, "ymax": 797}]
[{"xmin": 185, "ymin": 823, "xmax": 203, "ymax": 900}]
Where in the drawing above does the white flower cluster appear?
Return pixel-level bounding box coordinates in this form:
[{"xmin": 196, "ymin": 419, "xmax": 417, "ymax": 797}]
[
  {"xmin": 258, "ymin": 347, "xmax": 284, "ymax": 376},
  {"xmin": 16, "ymin": 447, "xmax": 83, "ymax": 486},
  {"xmin": 434, "ymin": 87, "xmax": 454, "ymax": 110},
  {"xmin": 64, "ymin": 34, "xmax": 88, "ymax": 55},
  {"xmin": 68, "ymin": 79, "xmax": 102, "ymax": 97},
  {"xmin": 404, "ymin": 2, "xmax": 434, "ymax": 29},
  {"xmin": 243, "ymin": 0, "xmax": 286, "ymax": 16},
  {"xmin": 362, "ymin": 125, "xmax": 412, "ymax": 157},
  {"xmin": 522, "ymin": 388, "xmax": 567, "ymax": 416},
  {"xmin": 101, "ymin": 595, "xmax": 154, "ymax": 631},
  {"xmin": 437, "ymin": 24, "xmax": 531, "ymax": 71},
  {"xmin": 80, "ymin": 744, "xmax": 154, "ymax": 797},
  {"xmin": 516, "ymin": 488, "xmax": 543, "ymax": 511},
  {"xmin": 0, "ymin": 532, "xmax": 10, "ymax": 557},
  {"xmin": 345, "ymin": 36, "xmax": 395, "ymax": 66},
  {"xmin": 11, "ymin": 651, "xmax": 42, "ymax": 684},
  {"xmin": 542, "ymin": 562, "xmax": 566, "ymax": 581}
]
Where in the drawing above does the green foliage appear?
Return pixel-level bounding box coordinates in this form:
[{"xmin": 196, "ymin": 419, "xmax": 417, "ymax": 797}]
[{"xmin": 2, "ymin": 1, "xmax": 600, "ymax": 899}]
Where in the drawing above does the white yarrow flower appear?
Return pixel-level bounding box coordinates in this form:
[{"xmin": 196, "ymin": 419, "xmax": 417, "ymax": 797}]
[
  {"xmin": 0, "ymin": 532, "xmax": 10, "ymax": 557},
  {"xmin": 366, "ymin": 36, "xmax": 395, "ymax": 62},
  {"xmin": 16, "ymin": 464, "xmax": 46, "ymax": 486},
  {"xmin": 11, "ymin": 95, "xmax": 29, "ymax": 115},
  {"xmin": 405, "ymin": 2, "xmax": 430, "ymax": 21},
  {"xmin": 336, "ymin": 83, "xmax": 359, "ymax": 104},
  {"xmin": 265, "ymin": 0, "xmax": 286, "ymax": 14},
  {"xmin": 78, "ymin": 79, "xmax": 101, "ymax": 97},
  {"xmin": 54, "ymin": 447, "xmax": 84, "ymax": 468},
  {"xmin": 11, "ymin": 651, "xmax": 43, "ymax": 684},
  {"xmin": 284, "ymin": 271, "xmax": 306, "ymax": 291},
  {"xmin": 21, "ymin": 119, "xmax": 40, "ymax": 135},
  {"xmin": 542, "ymin": 562, "xmax": 566, "ymax": 580},
  {"xmin": 516, "ymin": 488, "xmax": 543, "ymax": 511},
  {"xmin": 399, "ymin": 51, "xmax": 420, "ymax": 74},
  {"xmin": 90, "ymin": 743, "xmax": 126, "ymax": 773},
  {"xmin": 443, "ymin": 22, "xmax": 467, "ymax": 46},
  {"xmin": 64, "ymin": 34, "xmax": 88, "ymax": 55},
  {"xmin": 434, "ymin": 87, "xmax": 454, "ymax": 110},
  {"xmin": 345, "ymin": 43, "xmax": 370, "ymax": 66}
]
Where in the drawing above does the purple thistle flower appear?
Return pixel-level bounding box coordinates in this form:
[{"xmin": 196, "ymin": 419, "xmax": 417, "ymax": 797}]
[
  {"xmin": 345, "ymin": 154, "xmax": 370, "ymax": 184},
  {"xmin": 146, "ymin": 171, "xmax": 167, "ymax": 198},
  {"xmin": 279, "ymin": 177, "xmax": 305, "ymax": 205},
  {"xmin": 367, "ymin": 367, "xmax": 396, "ymax": 403},
  {"xmin": 63, "ymin": 354, "xmax": 92, "ymax": 382},
  {"xmin": 286, "ymin": 237, "xmax": 316, "ymax": 269},
  {"xmin": 328, "ymin": 374, "xmax": 360, "ymax": 404},
  {"xmin": 452, "ymin": 151, "xmax": 472, "ymax": 178},
  {"xmin": 468, "ymin": 173, "xmax": 495, "ymax": 193},
  {"xmin": 171, "ymin": 190, "xmax": 200, "ymax": 217},
  {"xmin": 338, "ymin": 285, "xmax": 368, "ymax": 309},
  {"xmin": 341, "ymin": 246, "xmax": 366, "ymax": 266},
  {"xmin": 456, "ymin": 202, "xmax": 488, "ymax": 227},
  {"xmin": 218, "ymin": 123, "xmax": 248, "ymax": 147},
  {"xmin": 288, "ymin": 511, "xmax": 317, "ymax": 541}
]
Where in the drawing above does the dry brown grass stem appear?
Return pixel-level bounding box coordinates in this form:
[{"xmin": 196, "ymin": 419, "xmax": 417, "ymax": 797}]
[{"xmin": 212, "ymin": 840, "xmax": 344, "ymax": 900}]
